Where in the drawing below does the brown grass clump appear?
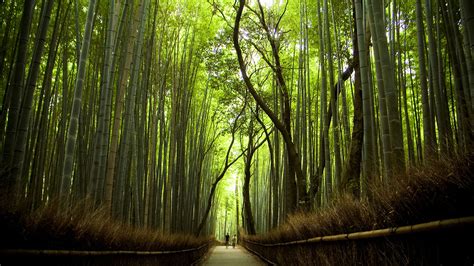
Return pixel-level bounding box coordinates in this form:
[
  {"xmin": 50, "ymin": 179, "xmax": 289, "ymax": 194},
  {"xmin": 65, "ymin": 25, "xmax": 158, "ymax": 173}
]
[
  {"xmin": 242, "ymin": 153, "xmax": 474, "ymax": 265},
  {"xmin": 0, "ymin": 199, "xmax": 212, "ymax": 265}
]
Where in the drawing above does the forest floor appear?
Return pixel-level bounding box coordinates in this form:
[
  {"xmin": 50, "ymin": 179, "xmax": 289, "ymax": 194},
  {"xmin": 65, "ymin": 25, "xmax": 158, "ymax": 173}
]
[{"xmin": 203, "ymin": 245, "xmax": 265, "ymax": 266}]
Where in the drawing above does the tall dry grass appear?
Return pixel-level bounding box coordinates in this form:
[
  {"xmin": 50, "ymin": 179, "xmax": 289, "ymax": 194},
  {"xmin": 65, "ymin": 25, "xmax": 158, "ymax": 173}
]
[
  {"xmin": 0, "ymin": 198, "xmax": 212, "ymax": 265},
  {"xmin": 242, "ymin": 153, "xmax": 474, "ymax": 265}
]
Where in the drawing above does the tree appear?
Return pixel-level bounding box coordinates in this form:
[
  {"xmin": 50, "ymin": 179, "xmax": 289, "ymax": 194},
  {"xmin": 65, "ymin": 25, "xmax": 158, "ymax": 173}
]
[
  {"xmin": 242, "ymin": 105, "xmax": 268, "ymax": 234},
  {"xmin": 369, "ymin": 0, "xmax": 405, "ymax": 176},
  {"xmin": 234, "ymin": 0, "xmax": 309, "ymax": 213},
  {"xmin": 1, "ymin": 0, "xmax": 35, "ymax": 191},
  {"xmin": 61, "ymin": 0, "xmax": 98, "ymax": 199},
  {"xmin": 340, "ymin": 0, "xmax": 364, "ymax": 198},
  {"xmin": 195, "ymin": 101, "xmax": 246, "ymax": 236}
]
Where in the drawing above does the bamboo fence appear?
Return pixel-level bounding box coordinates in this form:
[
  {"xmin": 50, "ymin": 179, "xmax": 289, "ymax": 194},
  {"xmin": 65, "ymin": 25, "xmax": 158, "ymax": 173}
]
[
  {"xmin": 0, "ymin": 242, "xmax": 211, "ymax": 256},
  {"xmin": 243, "ymin": 216, "xmax": 474, "ymax": 246}
]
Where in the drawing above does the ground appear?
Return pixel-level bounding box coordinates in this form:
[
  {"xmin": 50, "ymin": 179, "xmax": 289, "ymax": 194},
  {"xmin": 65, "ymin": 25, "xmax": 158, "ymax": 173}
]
[{"xmin": 203, "ymin": 245, "xmax": 265, "ymax": 266}]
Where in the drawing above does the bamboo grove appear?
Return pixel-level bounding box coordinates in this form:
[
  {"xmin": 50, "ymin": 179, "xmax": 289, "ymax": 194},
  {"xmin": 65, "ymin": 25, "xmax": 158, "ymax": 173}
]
[{"xmin": 0, "ymin": 0, "xmax": 473, "ymax": 237}]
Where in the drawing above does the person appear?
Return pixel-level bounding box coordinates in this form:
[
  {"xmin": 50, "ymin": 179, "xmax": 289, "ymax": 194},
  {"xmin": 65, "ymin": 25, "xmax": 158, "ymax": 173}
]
[
  {"xmin": 225, "ymin": 233, "xmax": 230, "ymax": 248},
  {"xmin": 232, "ymin": 234, "xmax": 237, "ymax": 248}
]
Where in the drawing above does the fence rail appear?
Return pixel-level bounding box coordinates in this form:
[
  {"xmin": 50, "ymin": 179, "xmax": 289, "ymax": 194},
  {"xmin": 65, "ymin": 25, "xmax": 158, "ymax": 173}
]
[
  {"xmin": 0, "ymin": 242, "xmax": 211, "ymax": 256},
  {"xmin": 243, "ymin": 216, "xmax": 474, "ymax": 247}
]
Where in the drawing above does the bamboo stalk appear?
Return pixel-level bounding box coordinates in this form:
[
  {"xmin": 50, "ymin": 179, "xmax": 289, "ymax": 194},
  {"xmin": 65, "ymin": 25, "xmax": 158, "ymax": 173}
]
[
  {"xmin": 0, "ymin": 242, "xmax": 211, "ymax": 256},
  {"xmin": 243, "ymin": 216, "xmax": 474, "ymax": 246}
]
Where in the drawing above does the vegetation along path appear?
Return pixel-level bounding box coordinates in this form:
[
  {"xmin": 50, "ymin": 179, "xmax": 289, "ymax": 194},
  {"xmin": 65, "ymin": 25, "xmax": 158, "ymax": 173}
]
[{"xmin": 203, "ymin": 245, "xmax": 265, "ymax": 266}]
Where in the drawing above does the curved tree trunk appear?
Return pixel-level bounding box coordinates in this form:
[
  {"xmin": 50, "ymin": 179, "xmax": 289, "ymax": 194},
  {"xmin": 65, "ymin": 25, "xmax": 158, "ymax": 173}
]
[
  {"xmin": 233, "ymin": 0, "xmax": 307, "ymax": 213},
  {"xmin": 195, "ymin": 103, "xmax": 245, "ymax": 236}
]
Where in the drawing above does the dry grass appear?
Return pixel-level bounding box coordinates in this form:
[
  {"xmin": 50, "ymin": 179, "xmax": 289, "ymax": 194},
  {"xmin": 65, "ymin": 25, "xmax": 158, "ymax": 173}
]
[
  {"xmin": 242, "ymin": 153, "xmax": 474, "ymax": 265},
  {"xmin": 0, "ymin": 199, "xmax": 212, "ymax": 265}
]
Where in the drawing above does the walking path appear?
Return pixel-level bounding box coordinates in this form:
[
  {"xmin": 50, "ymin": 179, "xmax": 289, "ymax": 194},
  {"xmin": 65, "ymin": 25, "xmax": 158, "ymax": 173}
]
[{"xmin": 203, "ymin": 245, "xmax": 265, "ymax": 266}]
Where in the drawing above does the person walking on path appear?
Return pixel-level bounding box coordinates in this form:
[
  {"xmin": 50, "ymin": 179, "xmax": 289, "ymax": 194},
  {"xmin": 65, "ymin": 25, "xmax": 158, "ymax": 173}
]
[
  {"xmin": 225, "ymin": 233, "xmax": 230, "ymax": 249},
  {"xmin": 232, "ymin": 234, "xmax": 237, "ymax": 248}
]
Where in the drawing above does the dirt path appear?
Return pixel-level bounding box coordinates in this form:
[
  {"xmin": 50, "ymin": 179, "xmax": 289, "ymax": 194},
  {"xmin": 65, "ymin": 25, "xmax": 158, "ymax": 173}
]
[{"xmin": 203, "ymin": 245, "xmax": 265, "ymax": 266}]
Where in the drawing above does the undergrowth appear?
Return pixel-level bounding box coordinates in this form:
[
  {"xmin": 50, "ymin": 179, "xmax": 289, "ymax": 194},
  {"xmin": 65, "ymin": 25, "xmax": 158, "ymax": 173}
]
[
  {"xmin": 0, "ymin": 199, "xmax": 212, "ymax": 265},
  {"xmin": 242, "ymin": 153, "xmax": 474, "ymax": 265}
]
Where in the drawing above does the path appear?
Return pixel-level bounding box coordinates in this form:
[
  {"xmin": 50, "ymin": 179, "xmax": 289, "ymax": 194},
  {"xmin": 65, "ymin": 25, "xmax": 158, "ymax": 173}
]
[{"xmin": 203, "ymin": 245, "xmax": 265, "ymax": 266}]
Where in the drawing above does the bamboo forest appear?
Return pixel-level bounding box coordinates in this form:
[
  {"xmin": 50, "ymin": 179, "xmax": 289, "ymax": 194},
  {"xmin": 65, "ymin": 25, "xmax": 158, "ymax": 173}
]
[{"xmin": 0, "ymin": 0, "xmax": 473, "ymax": 265}]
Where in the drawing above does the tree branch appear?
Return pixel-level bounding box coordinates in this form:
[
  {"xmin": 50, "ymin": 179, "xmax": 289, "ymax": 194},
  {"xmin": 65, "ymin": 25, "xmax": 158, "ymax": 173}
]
[
  {"xmin": 195, "ymin": 100, "xmax": 247, "ymax": 236},
  {"xmin": 233, "ymin": 0, "xmax": 290, "ymax": 142}
]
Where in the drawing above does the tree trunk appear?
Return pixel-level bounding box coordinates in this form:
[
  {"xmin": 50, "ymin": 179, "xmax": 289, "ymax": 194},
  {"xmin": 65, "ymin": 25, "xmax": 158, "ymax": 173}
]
[
  {"xmin": 425, "ymin": 0, "xmax": 450, "ymax": 155},
  {"xmin": 61, "ymin": 0, "xmax": 98, "ymax": 200},
  {"xmin": 341, "ymin": 1, "xmax": 363, "ymax": 198},
  {"xmin": 195, "ymin": 103, "xmax": 245, "ymax": 236},
  {"xmin": 105, "ymin": 0, "xmax": 136, "ymax": 215},
  {"xmin": 415, "ymin": 0, "xmax": 436, "ymax": 160},
  {"xmin": 1, "ymin": 0, "xmax": 35, "ymax": 191},
  {"xmin": 243, "ymin": 112, "xmax": 256, "ymax": 235},
  {"xmin": 370, "ymin": 0, "xmax": 405, "ymax": 174},
  {"xmin": 233, "ymin": 0, "xmax": 308, "ymax": 212}
]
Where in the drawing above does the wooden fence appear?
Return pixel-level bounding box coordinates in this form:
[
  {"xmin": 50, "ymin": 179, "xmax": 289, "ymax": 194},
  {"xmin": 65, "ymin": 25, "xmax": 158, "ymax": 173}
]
[
  {"xmin": 241, "ymin": 216, "xmax": 474, "ymax": 265},
  {"xmin": 0, "ymin": 241, "xmax": 212, "ymax": 265}
]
